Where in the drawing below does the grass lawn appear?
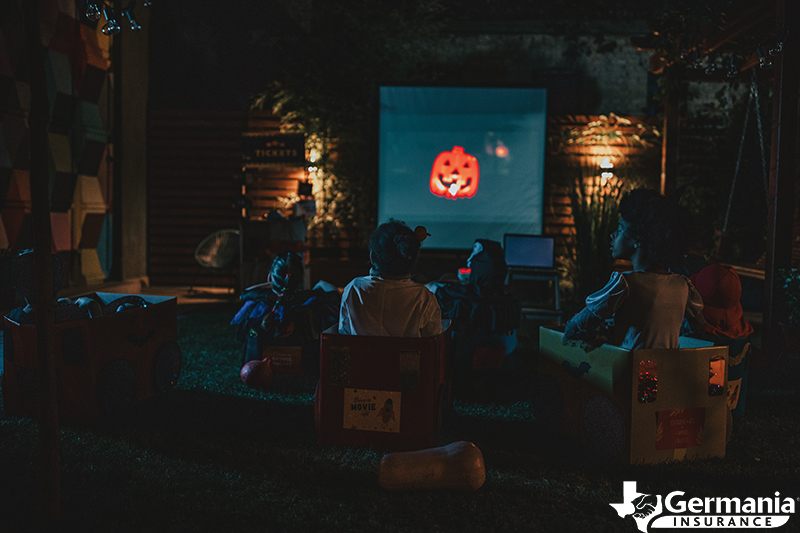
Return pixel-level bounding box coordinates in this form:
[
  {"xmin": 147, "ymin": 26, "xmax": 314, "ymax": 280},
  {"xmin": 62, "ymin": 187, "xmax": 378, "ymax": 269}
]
[{"xmin": 1, "ymin": 305, "xmax": 799, "ymax": 532}]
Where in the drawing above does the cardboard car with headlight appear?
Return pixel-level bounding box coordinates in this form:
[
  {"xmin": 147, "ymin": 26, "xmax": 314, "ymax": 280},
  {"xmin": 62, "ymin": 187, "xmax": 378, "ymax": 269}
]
[
  {"xmin": 3, "ymin": 293, "xmax": 181, "ymax": 419},
  {"xmin": 536, "ymin": 327, "xmax": 728, "ymax": 464}
]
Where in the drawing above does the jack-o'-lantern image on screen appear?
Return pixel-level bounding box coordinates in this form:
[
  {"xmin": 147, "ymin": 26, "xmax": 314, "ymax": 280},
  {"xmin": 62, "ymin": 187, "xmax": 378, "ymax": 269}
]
[{"xmin": 429, "ymin": 146, "xmax": 480, "ymax": 199}]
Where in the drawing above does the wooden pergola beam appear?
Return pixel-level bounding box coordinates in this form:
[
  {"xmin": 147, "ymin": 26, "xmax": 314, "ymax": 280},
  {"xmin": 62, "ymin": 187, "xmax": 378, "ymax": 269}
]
[{"xmin": 650, "ymin": 0, "xmax": 778, "ymax": 74}]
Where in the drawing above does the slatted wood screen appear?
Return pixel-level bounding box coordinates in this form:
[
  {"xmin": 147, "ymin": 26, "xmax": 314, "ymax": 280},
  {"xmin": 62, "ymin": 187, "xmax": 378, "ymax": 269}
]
[{"xmin": 147, "ymin": 109, "xmax": 284, "ymax": 286}]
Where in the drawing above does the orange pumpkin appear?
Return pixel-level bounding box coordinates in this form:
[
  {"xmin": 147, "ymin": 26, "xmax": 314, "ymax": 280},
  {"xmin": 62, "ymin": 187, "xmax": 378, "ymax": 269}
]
[{"xmin": 429, "ymin": 146, "xmax": 480, "ymax": 199}]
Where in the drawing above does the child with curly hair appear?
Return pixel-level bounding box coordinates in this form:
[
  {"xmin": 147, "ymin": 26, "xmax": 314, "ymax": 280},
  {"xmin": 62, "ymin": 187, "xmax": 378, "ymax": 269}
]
[
  {"xmin": 339, "ymin": 220, "xmax": 443, "ymax": 337},
  {"xmin": 563, "ymin": 188, "xmax": 705, "ymax": 349}
]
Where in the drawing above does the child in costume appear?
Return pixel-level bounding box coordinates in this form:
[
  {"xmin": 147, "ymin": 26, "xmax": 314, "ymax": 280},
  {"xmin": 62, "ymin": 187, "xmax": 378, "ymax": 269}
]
[
  {"xmin": 232, "ymin": 251, "xmax": 340, "ymax": 373},
  {"xmin": 690, "ymin": 263, "xmax": 754, "ymax": 417},
  {"xmin": 563, "ymin": 188, "xmax": 705, "ymax": 349},
  {"xmin": 339, "ymin": 220, "xmax": 442, "ymax": 337},
  {"xmin": 690, "ymin": 264, "xmax": 754, "ymax": 339},
  {"xmin": 428, "ymin": 239, "xmax": 519, "ymax": 372}
]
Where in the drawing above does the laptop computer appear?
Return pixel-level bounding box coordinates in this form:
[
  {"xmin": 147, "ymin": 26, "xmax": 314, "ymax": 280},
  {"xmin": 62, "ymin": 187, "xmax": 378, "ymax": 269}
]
[{"xmin": 503, "ymin": 234, "xmax": 556, "ymax": 271}]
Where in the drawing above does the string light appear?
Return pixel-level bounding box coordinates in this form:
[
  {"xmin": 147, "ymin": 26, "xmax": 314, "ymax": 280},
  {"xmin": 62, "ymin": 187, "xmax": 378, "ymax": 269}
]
[
  {"xmin": 85, "ymin": 1, "xmax": 150, "ymax": 34},
  {"xmin": 682, "ymin": 34, "xmax": 785, "ymax": 79}
]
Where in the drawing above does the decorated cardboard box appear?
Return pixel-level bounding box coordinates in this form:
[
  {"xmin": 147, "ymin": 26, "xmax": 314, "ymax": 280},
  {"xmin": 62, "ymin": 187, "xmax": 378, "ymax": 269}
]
[
  {"xmin": 537, "ymin": 327, "xmax": 728, "ymax": 464},
  {"xmin": 3, "ymin": 293, "xmax": 181, "ymax": 419},
  {"xmin": 315, "ymin": 322, "xmax": 451, "ymax": 451}
]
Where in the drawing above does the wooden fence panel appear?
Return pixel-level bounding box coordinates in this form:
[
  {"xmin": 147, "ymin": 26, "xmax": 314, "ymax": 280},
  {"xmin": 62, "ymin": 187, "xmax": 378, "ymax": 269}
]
[{"xmin": 147, "ymin": 109, "xmax": 281, "ymax": 286}]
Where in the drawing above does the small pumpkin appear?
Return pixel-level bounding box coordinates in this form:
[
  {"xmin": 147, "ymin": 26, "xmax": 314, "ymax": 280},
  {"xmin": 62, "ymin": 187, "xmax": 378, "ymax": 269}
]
[
  {"xmin": 240, "ymin": 357, "xmax": 274, "ymax": 390},
  {"xmin": 378, "ymin": 441, "xmax": 485, "ymax": 491},
  {"xmin": 429, "ymin": 146, "xmax": 480, "ymax": 199}
]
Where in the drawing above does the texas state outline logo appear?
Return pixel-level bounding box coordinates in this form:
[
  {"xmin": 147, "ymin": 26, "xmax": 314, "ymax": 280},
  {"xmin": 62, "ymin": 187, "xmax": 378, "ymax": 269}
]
[{"xmin": 610, "ymin": 481, "xmax": 796, "ymax": 532}]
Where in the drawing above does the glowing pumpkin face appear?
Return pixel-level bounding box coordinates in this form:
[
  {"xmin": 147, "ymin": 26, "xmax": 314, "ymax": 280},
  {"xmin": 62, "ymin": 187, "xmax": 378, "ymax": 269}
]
[{"xmin": 429, "ymin": 146, "xmax": 480, "ymax": 199}]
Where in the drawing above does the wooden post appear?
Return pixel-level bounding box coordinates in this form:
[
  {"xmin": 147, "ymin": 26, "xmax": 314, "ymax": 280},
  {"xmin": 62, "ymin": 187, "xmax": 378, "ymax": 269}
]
[
  {"xmin": 661, "ymin": 67, "xmax": 680, "ymax": 196},
  {"xmin": 763, "ymin": 0, "xmax": 799, "ymax": 355},
  {"xmin": 22, "ymin": 0, "xmax": 61, "ymax": 522},
  {"xmin": 111, "ymin": 1, "xmax": 124, "ymax": 282}
]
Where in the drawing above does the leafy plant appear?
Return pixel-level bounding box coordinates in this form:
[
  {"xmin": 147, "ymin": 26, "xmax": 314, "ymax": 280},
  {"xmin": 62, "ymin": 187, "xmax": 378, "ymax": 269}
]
[
  {"xmin": 250, "ymin": 1, "xmax": 446, "ymax": 247},
  {"xmin": 548, "ymin": 114, "xmax": 660, "ymax": 302}
]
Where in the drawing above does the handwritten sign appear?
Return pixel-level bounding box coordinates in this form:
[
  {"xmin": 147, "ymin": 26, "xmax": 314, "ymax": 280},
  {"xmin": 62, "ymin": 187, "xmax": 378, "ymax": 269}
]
[
  {"xmin": 242, "ymin": 133, "xmax": 305, "ymax": 168},
  {"xmin": 343, "ymin": 388, "xmax": 401, "ymax": 433},
  {"xmin": 656, "ymin": 407, "xmax": 705, "ymax": 450},
  {"xmin": 262, "ymin": 345, "xmax": 302, "ymax": 374}
]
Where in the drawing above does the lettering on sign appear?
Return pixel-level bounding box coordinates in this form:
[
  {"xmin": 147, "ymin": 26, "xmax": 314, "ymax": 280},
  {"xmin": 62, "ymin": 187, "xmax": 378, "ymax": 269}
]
[{"xmin": 342, "ymin": 388, "xmax": 401, "ymax": 433}]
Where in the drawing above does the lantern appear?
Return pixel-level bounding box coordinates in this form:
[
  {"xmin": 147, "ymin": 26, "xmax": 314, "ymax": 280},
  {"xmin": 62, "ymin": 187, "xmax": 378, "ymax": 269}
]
[{"xmin": 429, "ymin": 146, "xmax": 480, "ymax": 199}]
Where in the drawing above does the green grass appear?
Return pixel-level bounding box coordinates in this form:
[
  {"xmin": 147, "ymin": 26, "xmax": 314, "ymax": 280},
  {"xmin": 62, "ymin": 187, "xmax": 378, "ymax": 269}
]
[{"xmin": 1, "ymin": 306, "xmax": 799, "ymax": 532}]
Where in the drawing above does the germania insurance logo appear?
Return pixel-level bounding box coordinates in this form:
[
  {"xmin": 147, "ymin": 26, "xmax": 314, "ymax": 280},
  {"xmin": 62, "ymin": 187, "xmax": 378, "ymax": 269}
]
[{"xmin": 610, "ymin": 481, "xmax": 796, "ymax": 532}]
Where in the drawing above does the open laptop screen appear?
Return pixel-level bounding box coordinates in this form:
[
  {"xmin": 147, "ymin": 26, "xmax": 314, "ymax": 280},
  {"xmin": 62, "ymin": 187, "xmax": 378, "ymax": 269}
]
[{"xmin": 503, "ymin": 234, "xmax": 555, "ymax": 269}]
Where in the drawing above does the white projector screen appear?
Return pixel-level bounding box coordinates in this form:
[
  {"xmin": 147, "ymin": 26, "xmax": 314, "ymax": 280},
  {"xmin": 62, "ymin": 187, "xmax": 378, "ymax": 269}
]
[{"xmin": 378, "ymin": 86, "xmax": 547, "ymax": 249}]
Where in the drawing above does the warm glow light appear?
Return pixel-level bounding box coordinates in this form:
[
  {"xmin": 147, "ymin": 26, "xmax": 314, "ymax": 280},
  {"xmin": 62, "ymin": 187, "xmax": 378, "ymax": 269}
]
[
  {"xmin": 601, "ymin": 172, "xmax": 613, "ymax": 179},
  {"xmin": 600, "ymin": 157, "xmax": 614, "ymax": 169},
  {"xmin": 495, "ymin": 146, "xmax": 508, "ymax": 158}
]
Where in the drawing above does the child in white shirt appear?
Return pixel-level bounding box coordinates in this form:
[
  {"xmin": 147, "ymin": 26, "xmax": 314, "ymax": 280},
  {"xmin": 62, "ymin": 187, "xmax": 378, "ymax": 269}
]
[{"xmin": 339, "ymin": 220, "xmax": 442, "ymax": 337}]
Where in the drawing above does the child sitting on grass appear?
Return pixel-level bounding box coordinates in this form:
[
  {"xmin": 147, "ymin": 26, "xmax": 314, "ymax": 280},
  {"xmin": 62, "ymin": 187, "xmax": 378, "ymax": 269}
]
[
  {"xmin": 563, "ymin": 188, "xmax": 705, "ymax": 349},
  {"xmin": 232, "ymin": 251, "xmax": 340, "ymax": 368},
  {"xmin": 339, "ymin": 220, "xmax": 443, "ymax": 337}
]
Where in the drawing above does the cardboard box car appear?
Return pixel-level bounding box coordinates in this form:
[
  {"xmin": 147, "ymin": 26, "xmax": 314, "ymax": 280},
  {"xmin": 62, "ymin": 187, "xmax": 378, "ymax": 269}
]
[
  {"xmin": 537, "ymin": 327, "xmax": 728, "ymax": 464},
  {"xmin": 316, "ymin": 322, "xmax": 452, "ymax": 451},
  {"xmin": 3, "ymin": 293, "xmax": 180, "ymax": 419}
]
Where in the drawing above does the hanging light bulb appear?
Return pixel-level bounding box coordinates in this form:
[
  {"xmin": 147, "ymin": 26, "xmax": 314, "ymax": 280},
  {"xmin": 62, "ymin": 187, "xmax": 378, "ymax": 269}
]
[
  {"xmin": 122, "ymin": 9, "xmax": 142, "ymax": 31},
  {"xmin": 705, "ymin": 54, "xmax": 717, "ymax": 75},
  {"xmin": 757, "ymin": 46, "xmax": 771, "ymax": 68},
  {"xmin": 85, "ymin": 3, "xmax": 101, "ymax": 21},
  {"xmin": 691, "ymin": 50, "xmax": 703, "ymax": 70},
  {"xmin": 102, "ymin": 6, "xmax": 121, "ymax": 35},
  {"xmin": 770, "ymin": 30, "xmax": 787, "ymax": 56},
  {"xmin": 726, "ymin": 56, "xmax": 738, "ymax": 78},
  {"xmin": 102, "ymin": 21, "xmax": 121, "ymax": 35}
]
